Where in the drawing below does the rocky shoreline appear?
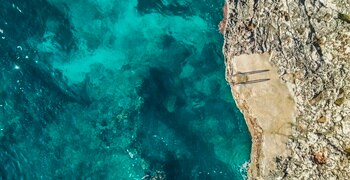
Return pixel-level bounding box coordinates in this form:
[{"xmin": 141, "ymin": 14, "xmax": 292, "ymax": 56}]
[{"xmin": 221, "ymin": 0, "xmax": 350, "ymax": 179}]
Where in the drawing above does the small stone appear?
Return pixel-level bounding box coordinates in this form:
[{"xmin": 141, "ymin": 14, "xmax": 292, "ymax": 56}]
[
  {"xmin": 342, "ymin": 121, "xmax": 350, "ymax": 134},
  {"xmin": 294, "ymin": 71, "xmax": 305, "ymax": 80},
  {"xmin": 313, "ymin": 151, "xmax": 327, "ymax": 164},
  {"xmin": 345, "ymin": 147, "xmax": 350, "ymax": 156},
  {"xmin": 334, "ymin": 97, "xmax": 345, "ymax": 106},
  {"xmin": 334, "ymin": 116, "xmax": 342, "ymax": 122},
  {"xmin": 316, "ymin": 36, "xmax": 326, "ymax": 46},
  {"xmin": 309, "ymin": 92, "xmax": 323, "ymax": 105},
  {"xmin": 317, "ymin": 116, "xmax": 327, "ymax": 123}
]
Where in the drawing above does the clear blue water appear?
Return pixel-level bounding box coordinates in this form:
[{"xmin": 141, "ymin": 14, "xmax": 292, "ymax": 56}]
[{"xmin": 0, "ymin": 0, "xmax": 251, "ymax": 179}]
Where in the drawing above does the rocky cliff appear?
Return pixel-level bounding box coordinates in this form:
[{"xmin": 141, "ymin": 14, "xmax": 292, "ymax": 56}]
[{"xmin": 221, "ymin": 0, "xmax": 350, "ymax": 179}]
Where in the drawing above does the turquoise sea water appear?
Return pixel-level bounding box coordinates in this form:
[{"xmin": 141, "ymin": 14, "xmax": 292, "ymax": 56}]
[{"xmin": 0, "ymin": 0, "xmax": 251, "ymax": 179}]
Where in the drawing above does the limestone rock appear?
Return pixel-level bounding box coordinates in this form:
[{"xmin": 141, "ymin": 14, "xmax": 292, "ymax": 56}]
[{"xmin": 221, "ymin": 0, "xmax": 350, "ymax": 179}]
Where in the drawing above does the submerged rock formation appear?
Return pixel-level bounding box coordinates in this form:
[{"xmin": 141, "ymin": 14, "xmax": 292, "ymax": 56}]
[{"xmin": 221, "ymin": 0, "xmax": 350, "ymax": 179}]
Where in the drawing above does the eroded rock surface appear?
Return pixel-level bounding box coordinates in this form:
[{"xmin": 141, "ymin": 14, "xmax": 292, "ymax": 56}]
[{"xmin": 222, "ymin": 0, "xmax": 350, "ymax": 179}]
